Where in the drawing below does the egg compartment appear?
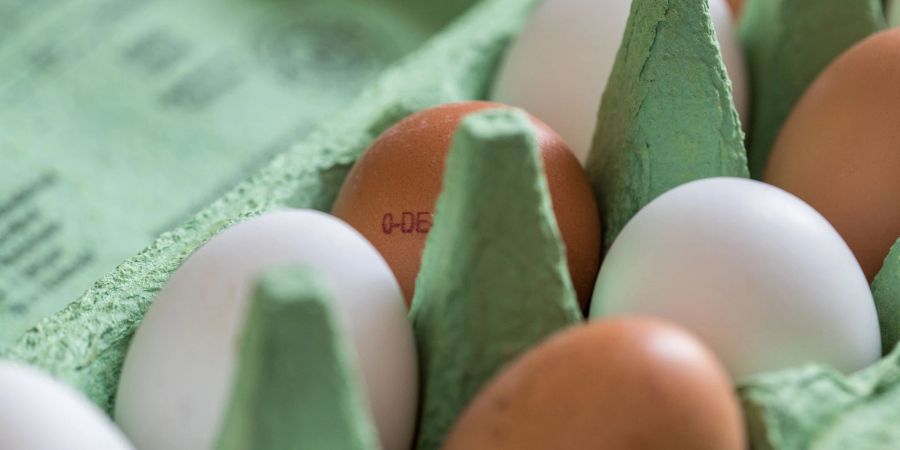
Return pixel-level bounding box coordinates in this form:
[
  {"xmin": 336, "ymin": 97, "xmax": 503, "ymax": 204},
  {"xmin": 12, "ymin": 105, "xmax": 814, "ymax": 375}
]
[
  {"xmin": 1, "ymin": 0, "xmax": 899, "ymax": 449},
  {"xmin": 1, "ymin": 0, "xmax": 543, "ymax": 443}
]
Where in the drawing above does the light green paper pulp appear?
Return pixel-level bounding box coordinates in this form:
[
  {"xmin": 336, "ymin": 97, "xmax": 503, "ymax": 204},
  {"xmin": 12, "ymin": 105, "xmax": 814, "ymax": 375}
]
[
  {"xmin": 740, "ymin": 343, "xmax": 900, "ymax": 450},
  {"xmin": 214, "ymin": 266, "xmax": 378, "ymax": 450},
  {"xmin": 0, "ymin": 0, "xmax": 474, "ymax": 346},
  {"xmin": 740, "ymin": 0, "xmax": 884, "ymax": 177},
  {"xmin": 2, "ymin": 0, "xmax": 542, "ymax": 413},
  {"xmin": 410, "ymin": 109, "xmax": 583, "ymax": 450},
  {"xmin": 892, "ymin": 0, "xmax": 900, "ymax": 26},
  {"xmin": 585, "ymin": 0, "xmax": 748, "ymax": 250},
  {"xmin": 873, "ymin": 239, "xmax": 900, "ymax": 354},
  {"xmin": 4, "ymin": 0, "xmax": 896, "ymax": 448}
]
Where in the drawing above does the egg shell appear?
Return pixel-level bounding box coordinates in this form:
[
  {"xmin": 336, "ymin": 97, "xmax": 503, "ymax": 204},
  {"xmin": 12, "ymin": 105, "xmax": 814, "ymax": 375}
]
[
  {"xmin": 0, "ymin": 362, "xmax": 133, "ymax": 450},
  {"xmin": 441, "ymin": 318, "xmax": 745, "ymax": 450},
  {"xmin": 331, "ymin": 101, "xmax": 601, "ymax": 309},
  {"xmin": 491, "ymin": 0, "xmax": 747, "ymax": 163},
  {"xmin": 727, "ymin": 0, "xmax": 744, "ymax": 17},
  {"xmin": 765, "ymin": 28, "xmax": 900, "ymax": 282},
  {"xmin": 590, "ymin": 177, "xmax": 881, "ymax": 379},
  {"xmin": 114, "ymin": 210, "xmax": 417, "ymax": 450}
]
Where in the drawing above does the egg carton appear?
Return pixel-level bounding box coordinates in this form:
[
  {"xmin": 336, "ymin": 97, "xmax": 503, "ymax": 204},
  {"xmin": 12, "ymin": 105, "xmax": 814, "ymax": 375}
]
[{"xmin": 3, "ymin": 0, "xmax": 900, "ymax": 449}]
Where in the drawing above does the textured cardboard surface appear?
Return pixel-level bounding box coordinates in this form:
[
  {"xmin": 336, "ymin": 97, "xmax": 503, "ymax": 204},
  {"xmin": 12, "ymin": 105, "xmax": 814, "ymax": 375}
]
[
  {"xmin": 585, "ymin": 0, "xmax": 748, "ymax": 250},
  {"xmin": 740, "ymin": 0, "xmax": 885, "ymax": 177},
  {"xmin": 874, "ymin": 240, "xmax": 900, "ymax": 354},
  {"xmin": 215, "ymin": 266, "xmax": 378, "ymax": 450},
  {"xmin": 742, "ymin": 341, "xmax": 900, "ymax": 450},
  {"xmin": 410, "ymin": 109, "xmax": 583, "ymax": 450}
]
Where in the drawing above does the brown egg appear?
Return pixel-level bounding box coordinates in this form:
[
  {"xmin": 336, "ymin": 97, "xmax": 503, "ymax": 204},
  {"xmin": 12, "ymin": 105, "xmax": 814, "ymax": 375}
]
[
  {"xmin": 332, "ymin": 101, "xmax": 601, "ymax": 308},
  {"xmin": 441, "ymin": 318, "xmax": 746, "ymax": 450},
  {"xmin": 765, "ymin": 28, "xmax": 900, "ymax": 281},
  {"xmin": 727, "ymin": 0, "xmax": 744, "ymax": 18}
]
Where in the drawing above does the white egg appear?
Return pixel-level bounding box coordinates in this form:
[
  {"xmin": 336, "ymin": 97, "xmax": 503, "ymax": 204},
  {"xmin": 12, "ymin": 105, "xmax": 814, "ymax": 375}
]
[
  {"xmin": 590, "ymin": 178, "xmax": 880, "ymax": 380},
  {"xmin": 0, "ymin": 362, "xmax": 134, "ymax": 450},
  {"xmin": 492, "ymin": 0, "xmax": 748, "ymax": 164},
  {"xmin": 115, "ymin": 210, "xmax": 416, "ymax": 450}
]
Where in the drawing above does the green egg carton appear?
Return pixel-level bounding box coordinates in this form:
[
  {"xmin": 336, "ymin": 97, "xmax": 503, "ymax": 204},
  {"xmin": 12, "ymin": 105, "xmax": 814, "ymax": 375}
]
[{"xmin": 3, "ymin": 0, "xmax": 900, "ymax": 448}]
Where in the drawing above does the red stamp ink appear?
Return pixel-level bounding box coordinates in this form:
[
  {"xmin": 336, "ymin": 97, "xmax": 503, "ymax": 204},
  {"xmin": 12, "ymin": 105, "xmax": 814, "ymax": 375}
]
[
  {"xmin": 415, "ymin": 212, "xmax": 432, "ymax": 233},
  {"xmin": 382, "ymin": 212, "xmax": 433, "ymax": 235}
]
